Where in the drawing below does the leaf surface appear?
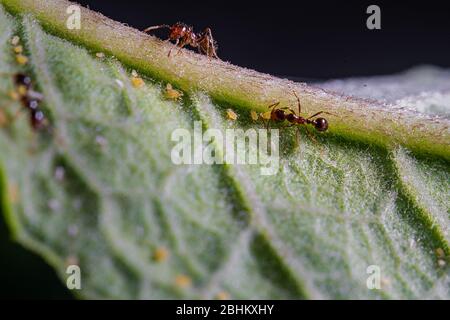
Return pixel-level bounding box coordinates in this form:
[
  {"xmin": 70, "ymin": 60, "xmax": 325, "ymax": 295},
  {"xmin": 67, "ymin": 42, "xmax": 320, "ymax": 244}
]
[{"xmin": 0, "ymin": 5, "xmax": 448, "ymax": 299}]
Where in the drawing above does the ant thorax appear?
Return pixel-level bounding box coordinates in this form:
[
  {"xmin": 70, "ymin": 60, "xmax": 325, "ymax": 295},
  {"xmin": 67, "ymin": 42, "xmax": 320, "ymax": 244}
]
[{"xmin": 170, "ymin": 23, "xmax": 191, "ymax": 39}]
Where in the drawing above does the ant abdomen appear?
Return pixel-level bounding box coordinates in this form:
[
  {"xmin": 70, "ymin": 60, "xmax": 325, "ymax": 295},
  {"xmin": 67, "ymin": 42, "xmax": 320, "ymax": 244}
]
[{"xmin": 313, "ymin": 117, "xmax": 328, "ymax": 132}]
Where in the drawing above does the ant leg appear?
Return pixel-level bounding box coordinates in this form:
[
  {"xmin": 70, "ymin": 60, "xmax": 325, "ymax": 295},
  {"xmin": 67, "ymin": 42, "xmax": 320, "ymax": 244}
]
[
  {"xmin": 175, "ymin": 39, "xmax": 188, "ymax": 55},
  {"xmin": 304, "ymin": 125, "xmax": 317, "ymax": 143},
  {"xmin": 295, "ymin": 127, "xmax": 301, "ymax": 148},
  {"xmin": 176, "ymin": 43, "xmax": 187, "ymax": 56},
  {"xmin": 280, "ymin": 107, "xmax": 297, "ymax": 114},
  {"xmin": 143, "ymin": 24, "xmax": 170, "ymax": 33},
  {"xmin": 168, "ymin": 39, "xmax": 179, "ymax": 57},
  {"xmin": 307, "ymin": 111, "xmax": 323, "ymax": 119},
  {"xmin": 292, "ymin": 91, "xmax": 302, "ymax": 115},
  {"xmin": 267, "ymin": 102, "xmax": 280, "ymax": 110},
  {"xmin": 280, "ymin": 123, "xmax": 299, "ymax": 148},
  {"xmin": 202, "ymin": 28, "xmax": 219, "ymax": 58}
]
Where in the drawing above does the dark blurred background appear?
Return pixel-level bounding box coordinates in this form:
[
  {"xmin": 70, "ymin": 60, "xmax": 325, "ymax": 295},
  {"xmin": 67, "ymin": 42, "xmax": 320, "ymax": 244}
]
[
  {"xmin": 75, "ymin": 0, "xmax": 450, "ymax": 79},
  {"xmin": 1, "ymin": 0, "xmax": 449, "ymax": 299}
]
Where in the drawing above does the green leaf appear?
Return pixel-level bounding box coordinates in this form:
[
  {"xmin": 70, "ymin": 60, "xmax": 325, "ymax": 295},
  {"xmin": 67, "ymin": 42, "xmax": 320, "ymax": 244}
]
[{"xmin": 0, "ymin": 2, "xmax": 448, "ymax": 299}]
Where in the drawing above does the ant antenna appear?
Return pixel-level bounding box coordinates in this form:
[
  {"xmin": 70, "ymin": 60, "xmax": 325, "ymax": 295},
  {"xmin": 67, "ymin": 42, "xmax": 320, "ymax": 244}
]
[{"xmin": 143, "ymin": 24, "xmax": 170, "ymax": 33}]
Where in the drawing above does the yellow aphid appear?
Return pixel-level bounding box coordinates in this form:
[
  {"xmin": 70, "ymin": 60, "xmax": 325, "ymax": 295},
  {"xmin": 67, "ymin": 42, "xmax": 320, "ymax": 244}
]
[
  {"xmin": 11, "ymin": 35, "xmax": 20, "ymax": 46},
  {"xmin": 13, "ymin": 45, "xmax": 23, "ymax": 54},
  {"xmin": 0, "ymin": 109, "xmax": 8, "ymax": 127},
  {"xmin": 131, "ymin": 76, "xmax": 145, "ymax": 88},
  {"xmin": 250, "ymin": 110, "xmax": 258, "ymax": 121},
  {"xmin": 153, "ymin": 247, "xmax": 169, "ymax": 262},
  {"xmin": 436, "ymin": 248, "xmax": 445, "ymax": 258},
  {"xmin": 17, "ymin": 85, "xmax": 28, "ymax": 96},
  {"xmin": 95, "ymin": 52, "xmax": 105, "ymax": 58},
  {"xmin": 215, "ymin": 291, "xmax": 230, "ymax": 300},
  {"xmin": 15, "ymin": 54, "xmax": 28, "ymax": 65},
  {"xmin": 164, "ymin": 83, "xmax": 183, "ymax": 100},
  {"xmin": 226, "ymin": 109, "xmax": 238, "ymax": 121},
  {"xmin": 8, "ymin": 183, "xmax": 19, "ymax": 204},
  {"xmin": 175, "ymin": 274, "xmax": 192, "ymax": 289},
  {"xmin": 260, "ymin": 111, "xmax": 272, "ymax": 120}
]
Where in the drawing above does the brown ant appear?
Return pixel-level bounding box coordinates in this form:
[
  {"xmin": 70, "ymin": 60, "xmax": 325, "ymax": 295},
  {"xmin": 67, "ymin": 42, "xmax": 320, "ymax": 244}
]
[
  {"xmin": 264, "ymin": 91, "xmax": 332, "ymax": 142},
  {"xmin": 1, "ymin": 72, "xmax": 46, "ymax": 130},
  {"xmin": 143, "ymin": 22, "xmax": 219, "ymax": 58}
]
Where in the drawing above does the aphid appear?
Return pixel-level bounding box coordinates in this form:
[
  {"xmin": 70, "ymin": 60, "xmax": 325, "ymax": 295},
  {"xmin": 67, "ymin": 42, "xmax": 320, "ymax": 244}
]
[
  {"xmin": 14, "ymin": 73, "xmax": 46, "ymax": 129},
  {"xmin": 164, "ymin": 83, "xmax": 183, "ymax": 100},
  {"xmin": 2, "ymin": 72, "xmax": 47, "ymax": 130},
  {"xmin": 129, "ymin": 70, "xmax": 145, "ymax": 88},
  {"xmin": 260, "ymin": 110, "xmax": 272, "ymax": 120},
  {"xmin": 11, "ymin": 35, "xmax": 20, "ymax": 46},
  {"xmin": 250, "ymin": 110, "xmax": 259, "ymax": 121},
  {"xmin": 143, "ymin": 22, "xmax": 219, "ymax": 58},
  {"xmin": 153, "ymin": 246, "xmax": 169, "ymax": 262},
  {"xmin": 174, "ymin": 274, "xmax": 192, "ymax": 289},
  {"xmin": 226, "ymin": 108, "xmax": 238, "ymax": 121},
  {"xmin": 264, "ymin": 91, "xmax": 333, "ymax": 142},
  {"xmin": 131, "ymin": 75, "xmax": 145, "ymax": 88},
  {"xmin": 13, "ymin": 45, "xmax": 23, "ymax": 54},
  {"xmin": 15, "ymin": 54, "xmax": 28, "ymax": 65}
]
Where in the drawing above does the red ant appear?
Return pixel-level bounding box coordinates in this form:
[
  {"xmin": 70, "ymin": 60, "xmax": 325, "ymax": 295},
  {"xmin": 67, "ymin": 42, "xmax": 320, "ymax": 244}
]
[
  {"xmin": 264, "ymin": 91, "xmax": 332, "ymax": 142},
  {"xmin": 1, "ymin": 72, "xmax": 46, "ymax": 130},
  {"xmin": 143, "ymin": 22, "xmax": 219, "ymax": 58}
]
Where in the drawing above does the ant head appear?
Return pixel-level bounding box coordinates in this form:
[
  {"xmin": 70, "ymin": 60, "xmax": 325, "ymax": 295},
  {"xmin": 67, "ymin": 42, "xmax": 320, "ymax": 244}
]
[
  {"xmin": 313, "ymin": 117, "xmax": 328, "ymax": 132},
  {"xmin": 169, "ymin": 23, "xmax": 191, "ymax": 40}
]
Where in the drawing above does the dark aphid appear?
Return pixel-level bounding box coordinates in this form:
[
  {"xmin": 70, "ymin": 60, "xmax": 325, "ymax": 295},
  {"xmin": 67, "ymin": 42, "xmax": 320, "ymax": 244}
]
[
  {"xmin": 14, "ymin": 73, "xmax": 32, "ymax": 89},
  {"xmin": 264, "ymin": 91, "xmax": 332, "ymax": 142},
  {"xmin": 10, "ymin": 72, "xmax": 46, "ymax": 130},
  {"xmin": 143, "ymin": 22, "xmax": 219, "ymax": 58}
]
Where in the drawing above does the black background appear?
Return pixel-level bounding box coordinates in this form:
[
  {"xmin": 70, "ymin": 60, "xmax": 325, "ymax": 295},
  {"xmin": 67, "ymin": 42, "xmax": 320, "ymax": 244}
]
[
  {"xmin": 75, "ymin": 0, "xmax": 450, "ymax": 79},
  {"xmin": 1, "ymin": 0, "xmax": 449, "ymax": 299}
]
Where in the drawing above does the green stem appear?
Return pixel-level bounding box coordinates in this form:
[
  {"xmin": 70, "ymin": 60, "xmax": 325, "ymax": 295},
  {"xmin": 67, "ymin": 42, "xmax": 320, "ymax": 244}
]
[{"xmin": 2, "ymin": 0, "xmax": 449, "ymax": 159}]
